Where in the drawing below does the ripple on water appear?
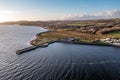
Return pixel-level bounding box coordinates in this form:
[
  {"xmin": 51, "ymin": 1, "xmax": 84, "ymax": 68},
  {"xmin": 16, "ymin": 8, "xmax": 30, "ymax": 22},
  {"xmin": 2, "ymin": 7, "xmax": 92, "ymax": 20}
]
[{"xmin": 0, "ymin": 25, "xmax": 120, "ymax": 80}]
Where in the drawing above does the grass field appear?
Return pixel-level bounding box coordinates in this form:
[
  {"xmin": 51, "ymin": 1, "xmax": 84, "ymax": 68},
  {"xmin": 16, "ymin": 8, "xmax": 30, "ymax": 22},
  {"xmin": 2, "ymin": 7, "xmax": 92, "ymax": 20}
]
[
  {"xmin": 67, "ymin": 22, "xmax": 88, "ymax": 27},
  {"xmin": 30, "ymin": 29, "xmax": 120, "ymax": 46},
  {"xmin": 36, "ymin": 31, "xmax": 104, "ymax": 43},
  {"xmin": 105, "ymin": 31, "xmax": 120, "ymax": 38},
  {"xmin": 32, "ymin": 30, "xmax": 116, "ymax": 45}
]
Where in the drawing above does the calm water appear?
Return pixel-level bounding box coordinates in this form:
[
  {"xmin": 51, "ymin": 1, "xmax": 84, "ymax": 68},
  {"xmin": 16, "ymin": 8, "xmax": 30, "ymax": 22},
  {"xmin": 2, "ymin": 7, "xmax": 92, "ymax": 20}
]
[{"xmin": 0, "ymin": 25, "xmax": 120, "ymax": 80}]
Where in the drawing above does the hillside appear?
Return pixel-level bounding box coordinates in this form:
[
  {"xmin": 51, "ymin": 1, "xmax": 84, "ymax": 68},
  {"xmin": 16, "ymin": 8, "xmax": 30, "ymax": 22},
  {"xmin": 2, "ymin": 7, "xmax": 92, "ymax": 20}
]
[{"xmin": 1, "ymin": 18, "xmax": 120, "ymax": 35}]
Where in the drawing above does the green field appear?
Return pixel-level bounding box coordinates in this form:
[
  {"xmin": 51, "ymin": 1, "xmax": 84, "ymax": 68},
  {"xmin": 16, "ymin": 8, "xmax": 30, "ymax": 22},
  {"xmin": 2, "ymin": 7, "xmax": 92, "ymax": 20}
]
[
  {"xmin": 67, "ymin": 22, "xmax": 88, "ymax": 26},
  {"xmin": 106, "ymin": 31, "xmax": 120, "ymax": 38},
  {"xmin": 33, "ymin": 30, "xmax": 103, "ymax": 45}
]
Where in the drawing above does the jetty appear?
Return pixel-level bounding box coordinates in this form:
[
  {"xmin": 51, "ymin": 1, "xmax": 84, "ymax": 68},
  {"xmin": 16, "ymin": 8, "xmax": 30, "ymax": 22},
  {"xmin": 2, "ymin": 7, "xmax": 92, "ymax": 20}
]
[
  {"xmin": 16, "ymin": 41, "xmax": 57, "ymax": 55},
  {"xmin": 16, "ymin": 43, "xmax": 49, "ymax": 54}
]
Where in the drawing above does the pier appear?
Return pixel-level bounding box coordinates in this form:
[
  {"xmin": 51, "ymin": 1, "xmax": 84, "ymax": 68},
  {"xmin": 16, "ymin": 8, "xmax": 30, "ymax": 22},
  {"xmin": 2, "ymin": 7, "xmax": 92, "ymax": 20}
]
[
  {"xmin": 16, "ymin": 43, "xmax": 49, "ymax": 54},
  {"xmin": 16, "ymin": 41, "xmax": 57, "ymax": 54}
]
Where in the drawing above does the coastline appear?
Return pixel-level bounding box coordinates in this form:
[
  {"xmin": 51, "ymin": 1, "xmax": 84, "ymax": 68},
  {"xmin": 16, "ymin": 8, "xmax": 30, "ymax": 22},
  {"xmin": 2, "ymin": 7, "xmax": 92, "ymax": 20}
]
[
  {"xmin": 16, "ymin": 33, "xmax": 113, "ymax": 55},
  {"xmin": 16, "ymin": 38, "xmax": 114, "ymax": 55},
  {"xmin": 16, "ymin": 26, "xmax": 119, "ymax": 55}
]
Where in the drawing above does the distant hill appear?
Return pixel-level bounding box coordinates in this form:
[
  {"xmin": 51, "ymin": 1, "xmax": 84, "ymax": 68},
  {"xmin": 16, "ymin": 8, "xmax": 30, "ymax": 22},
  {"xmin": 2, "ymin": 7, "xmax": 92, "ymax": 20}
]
[{"xmin": 1, "ymin": 18, "xmax": 120, "ymax": 34}]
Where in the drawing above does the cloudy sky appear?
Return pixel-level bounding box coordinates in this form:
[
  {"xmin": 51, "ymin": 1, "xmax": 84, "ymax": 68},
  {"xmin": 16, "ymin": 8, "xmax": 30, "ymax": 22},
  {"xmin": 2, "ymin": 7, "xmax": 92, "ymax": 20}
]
[{"xmin": 0, "ymin": 0, "xmax": 120, "ymax": 22}]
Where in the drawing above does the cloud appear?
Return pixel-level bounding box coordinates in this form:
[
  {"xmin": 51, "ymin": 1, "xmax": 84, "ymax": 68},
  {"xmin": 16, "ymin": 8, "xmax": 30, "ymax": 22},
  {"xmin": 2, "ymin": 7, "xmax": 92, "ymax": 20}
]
[{"xmin": 58, "ymin": 10, "xmax": 120, "ymax": 20}]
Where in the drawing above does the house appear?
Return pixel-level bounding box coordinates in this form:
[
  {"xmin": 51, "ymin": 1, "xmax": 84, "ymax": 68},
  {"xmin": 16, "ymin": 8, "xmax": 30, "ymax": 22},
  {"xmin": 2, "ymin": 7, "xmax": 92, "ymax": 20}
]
[{"xmin": 100, "ymin": 38, "xmax": 120, "ymax": 46}]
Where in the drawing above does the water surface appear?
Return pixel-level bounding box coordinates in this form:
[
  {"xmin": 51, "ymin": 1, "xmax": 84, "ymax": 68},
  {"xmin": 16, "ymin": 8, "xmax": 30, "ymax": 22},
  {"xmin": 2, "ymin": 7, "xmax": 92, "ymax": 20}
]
[{"xmin": 0, "ymin": 25, "xmax": 120, "ymax": 80}]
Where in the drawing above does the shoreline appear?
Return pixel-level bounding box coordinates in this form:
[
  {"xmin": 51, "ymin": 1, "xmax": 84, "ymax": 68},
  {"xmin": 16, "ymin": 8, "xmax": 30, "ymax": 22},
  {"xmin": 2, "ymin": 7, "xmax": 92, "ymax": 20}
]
[
  {"xmin": 16, "ymin": 39, "xmax": 116, "ymax": 55},
  {"xmin": 16, "ymin": 26, "xmax": 120, "ymax": 55},
  {"xmin": 16, "ymin": 35, "xmax": 115, "ymax": 55}
]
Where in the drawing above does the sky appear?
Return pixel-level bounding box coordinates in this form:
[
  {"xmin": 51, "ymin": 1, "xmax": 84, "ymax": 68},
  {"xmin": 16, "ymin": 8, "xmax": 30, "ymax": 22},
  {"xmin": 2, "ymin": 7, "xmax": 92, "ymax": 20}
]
[{"xmin": 0, "ymin": 0, "xmax": 120, "ymax": 22}]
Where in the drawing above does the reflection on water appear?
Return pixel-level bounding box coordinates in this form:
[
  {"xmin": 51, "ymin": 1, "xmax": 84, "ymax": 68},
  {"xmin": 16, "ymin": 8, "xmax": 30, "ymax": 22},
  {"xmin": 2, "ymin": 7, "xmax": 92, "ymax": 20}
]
[{"xmin": 0, "ymin": 25, "xmax": 120, "ymax": 80}]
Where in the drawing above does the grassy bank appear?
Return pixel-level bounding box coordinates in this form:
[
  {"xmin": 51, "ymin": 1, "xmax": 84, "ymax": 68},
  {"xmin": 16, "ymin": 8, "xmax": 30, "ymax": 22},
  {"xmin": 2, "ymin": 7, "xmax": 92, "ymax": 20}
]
[
  {"xmin": 31, "ymin": 30, "xmax": 113, "ymax": 46},
  {"xmin": 105, "ymin": 31, "xmax": 120, "ymax": 38}
]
